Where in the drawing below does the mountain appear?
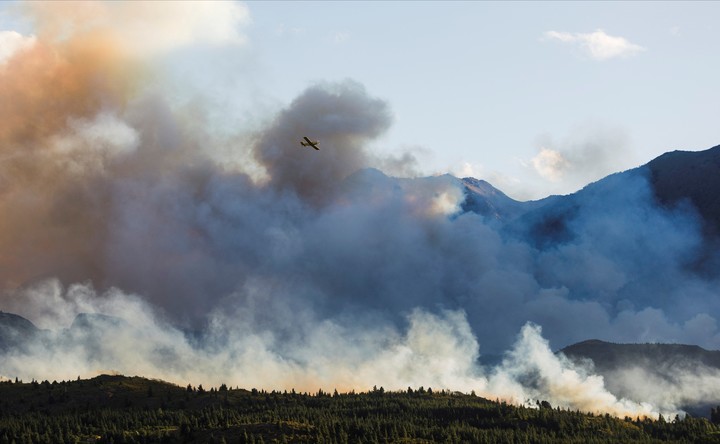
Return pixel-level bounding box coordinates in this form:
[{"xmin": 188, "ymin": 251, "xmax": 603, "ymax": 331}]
[
  {"xmin": 559, "ymin": 339, "xmax": 720, "ymax": 417},
  {"xmin": 342, "ymin": 167, "xmax": 558, "ymax": 225},
  {"xmin": 647, "ymin": 144, "xmax": 720, "ymax": 235},
  {"xmin": 0, "ymin": 311, "xmax": 42, "ymax": 353},
  {"xmin": 460, "ymin": 144, "xmax": 720, "ymax": 248},
  {"xmin": 560, "ymin": 339, "xmax": 720, "ymax": 374},
  {"xmin": 343, "ymin": 144, "xmax": 720, "ymax": 235},
  {"xmin": 0, "ymin": 311, "xmax": 132, "ymax": 356},
  {"xmin": 460, "ymin": 177, "xmax": 560, "ymax": 223}
]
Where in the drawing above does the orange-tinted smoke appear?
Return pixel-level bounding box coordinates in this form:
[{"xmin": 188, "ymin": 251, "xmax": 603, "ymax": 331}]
[
  {"xmin": 0, "ymin": 34, "xmax": 136, "ymax": 147},
  {"xmin": 0, "ymin": 9, "xmax": 141, "ymax": 290}
]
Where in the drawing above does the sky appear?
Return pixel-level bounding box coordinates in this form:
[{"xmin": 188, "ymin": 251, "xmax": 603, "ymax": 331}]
[
  {"xmin": 3, "ymin": 1, "xmax": 717, "ymax": 199},
  {"xmin": 171, "ymin": 1, "xmax": 720, "ymax": 199}
]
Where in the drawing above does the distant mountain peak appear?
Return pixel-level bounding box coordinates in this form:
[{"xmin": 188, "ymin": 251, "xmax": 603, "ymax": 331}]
[
  {"xmin": 646, "ymin": 143, "xmax": 720, "ymax": 235},
  {"xmin": 560, "ymin": 339, "xmax": 720, "ymax": 370},
  {"xmin": 461, "ymin": 177, "xmax": 513, "ymax": 199},
  {"xmin": 0, "ymin": 311, "xmax": 41, "ymax": 353},
  {"xmin": 0, "ymin": 311, "xmax": 38, "ymax": 332}
]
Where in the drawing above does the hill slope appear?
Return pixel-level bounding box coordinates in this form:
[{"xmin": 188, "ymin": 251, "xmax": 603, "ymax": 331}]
[
  {"xmin": 561, "ymin": 339, "xmax": 720, "ymax": 374},
  {"xmin": 464, "ymin": 143, "xmax": 720, "ymax": 249},
  {"xmin": 560, "ymin": 340, "xmax": 720, "ymax": 418},
  {"xmin": 0, "ymin": 374, "xmax": 718, "ymax": 443},
  {"xmin": 647, "ymin": 144, "xmax": 720, "ymax": 234},
  {"xmin": 0, "ymin": 311, "xmax": 42, "ymax": 353}
]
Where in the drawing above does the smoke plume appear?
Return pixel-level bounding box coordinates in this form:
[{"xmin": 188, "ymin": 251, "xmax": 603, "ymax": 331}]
[{"xmin": 1, "ymin": 1, "xmax": 719, "ymax": 419}]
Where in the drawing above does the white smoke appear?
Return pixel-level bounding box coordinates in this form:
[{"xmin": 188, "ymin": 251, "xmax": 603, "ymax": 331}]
[
  {"xmin": 0, "ymin": 30, "xmax": 36, "ymax": 65},
  {"xmin": 24, "ymin": 1, "xmax": 250, "ymax": 57},
  {"xmin": 0, "ymin": 281, "xmax": 675, "ymax": 418}
]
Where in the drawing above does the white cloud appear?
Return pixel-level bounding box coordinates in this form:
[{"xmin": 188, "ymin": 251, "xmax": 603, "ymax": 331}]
[
  {"xmin": 0, "ymin": 30, "xmax": 36, "ymax": 65},
  {"xmin": 544, "ymin": 29, "xmax": 645, "ymax": 61}
]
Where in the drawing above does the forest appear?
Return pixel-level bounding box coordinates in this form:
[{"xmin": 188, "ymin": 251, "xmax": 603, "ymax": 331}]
[{"xmin": 1, "ymin": 375, "xmax": 719, "ymax": 443}]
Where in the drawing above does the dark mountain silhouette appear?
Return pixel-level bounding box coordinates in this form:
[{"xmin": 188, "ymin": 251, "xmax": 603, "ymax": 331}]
[
  {"xmin": 559, "ymin": 339, "xmax": 720, "ymax": 417},
  {"xmin": 560, "ymin": 339, "xmax": 720, "ymax": 374},
  {"xmin": 460, "ymin": 143, "xmax": 720, "ymax": 249},
  {"xmin": 647, "ymin": 144, "xmax": 720, "ymax": 235},
  {"xmin": 0, "ymin": 311, "xmax": 132, "ymax": 356},
  {"xmin": 0, "ymin": 311, "xmax": 42, "ymax": 353}
]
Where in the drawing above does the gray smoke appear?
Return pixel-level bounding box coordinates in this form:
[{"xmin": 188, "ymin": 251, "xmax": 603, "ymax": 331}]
[
  {"xmin": 1, "ymin": 12, "xmax": 720, "ymax": 418},
  {"xmin": 252, "ymin": 81, "xmax": 392, "ymax": 205}
]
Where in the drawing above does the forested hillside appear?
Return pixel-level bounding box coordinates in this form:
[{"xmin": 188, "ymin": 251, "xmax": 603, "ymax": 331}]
[{"xmin": 1, "ymin": 375, "xmax": 719, "ymax": 443}]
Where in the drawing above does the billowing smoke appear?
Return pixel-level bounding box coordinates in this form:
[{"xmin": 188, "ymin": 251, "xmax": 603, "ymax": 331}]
[
  {"xmin": 529, "ymin": 123, "xmax": 636, "ymax": 195},
  {"xmin": 1, "ymin": 1, "xmax": 719, "ymax": 419},
  {"xmin": 252, "ymin": 81, "xmax": 392, "ymax": 205},
  {"xmin": 0, "ymin": 281, "xmax": 664, "ymax": 418}
]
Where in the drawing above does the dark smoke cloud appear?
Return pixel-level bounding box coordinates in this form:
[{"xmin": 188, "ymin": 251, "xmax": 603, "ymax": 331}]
[
  {"xmin": 252, "ymin": 81, "xmax": 392, "ymax": 205},
  {"xmin": 1, "ymin": 3, "xmax": 720, "ymax": 418}
]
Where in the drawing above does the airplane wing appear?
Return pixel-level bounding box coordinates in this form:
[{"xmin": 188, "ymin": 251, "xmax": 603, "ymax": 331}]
[{"xmin": 301, "ymin": 137, "xmax": 319, "ymax": 150}]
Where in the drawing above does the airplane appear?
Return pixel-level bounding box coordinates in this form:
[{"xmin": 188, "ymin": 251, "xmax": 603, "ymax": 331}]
[{"xmin": 300, "ymin": 136, "xmax": 319, "ymax": 150}]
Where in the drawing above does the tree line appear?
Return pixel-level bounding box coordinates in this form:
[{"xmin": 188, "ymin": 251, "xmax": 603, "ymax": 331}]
[{"xmin": 1, "ymin": 375, "xmax": 719, "ymax": 443}]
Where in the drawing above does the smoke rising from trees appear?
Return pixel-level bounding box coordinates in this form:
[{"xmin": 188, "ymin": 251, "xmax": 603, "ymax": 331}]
[{"xmin": 1, "ymin": 1, "xmax": 719, "ymax": 418}]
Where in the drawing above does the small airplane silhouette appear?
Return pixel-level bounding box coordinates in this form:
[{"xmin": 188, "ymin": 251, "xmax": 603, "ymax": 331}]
[{"xmin": 300, "ymin": 136, "xmax": 319, "ymax": 150}]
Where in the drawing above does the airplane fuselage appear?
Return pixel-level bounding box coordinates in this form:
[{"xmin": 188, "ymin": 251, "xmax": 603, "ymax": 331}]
[{"xmin": 301, "ymin": 137, "xmax": 320, "ymax": 150}]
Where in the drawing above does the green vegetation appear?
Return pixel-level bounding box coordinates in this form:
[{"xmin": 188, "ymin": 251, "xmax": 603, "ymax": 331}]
[{"xmin": 0, "ymin": 375, "xmax": 718, "ymax": 443}]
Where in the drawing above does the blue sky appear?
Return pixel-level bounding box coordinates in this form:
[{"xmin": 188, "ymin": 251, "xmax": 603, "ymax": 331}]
[{"xmin": 2, "ymin": 1, "xmax": 719, "ymax": 199}]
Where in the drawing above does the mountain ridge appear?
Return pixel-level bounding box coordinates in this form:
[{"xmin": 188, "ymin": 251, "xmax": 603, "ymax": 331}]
[
  {"xmin": 457, "ymin": 143, "xmax": 720, "ymax": 248},
  {"xmin": 560, "ymin": 338, "xmax": 720, "ymax": 369},
  {"xmin": 646, "ymin": 144, "xmax": 720, "ymax": 235}
]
